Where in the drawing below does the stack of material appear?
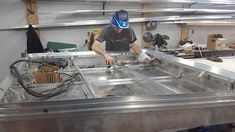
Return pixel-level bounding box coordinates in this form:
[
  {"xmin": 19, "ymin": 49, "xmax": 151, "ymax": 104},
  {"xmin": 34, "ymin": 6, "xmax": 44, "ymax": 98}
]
[
  {"xmin": 207, "ymin": 33, "xmax": 225, "ymax": 50},
  {"xmin": 35, "ymin": 66, "xmax": 61, "ymax": 84}
]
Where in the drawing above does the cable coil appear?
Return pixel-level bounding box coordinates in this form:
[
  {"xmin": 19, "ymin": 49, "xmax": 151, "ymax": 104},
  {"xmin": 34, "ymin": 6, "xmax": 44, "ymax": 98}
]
[{"xmin": 9, "ymin": 60, "xmax": 81, "ymax": 99}]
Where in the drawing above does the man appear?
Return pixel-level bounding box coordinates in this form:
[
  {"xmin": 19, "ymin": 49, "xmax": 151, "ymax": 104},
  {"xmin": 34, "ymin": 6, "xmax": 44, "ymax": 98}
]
[{"xmin": 92, "ymin": 9, "xmax": 150, "ymax": 66}]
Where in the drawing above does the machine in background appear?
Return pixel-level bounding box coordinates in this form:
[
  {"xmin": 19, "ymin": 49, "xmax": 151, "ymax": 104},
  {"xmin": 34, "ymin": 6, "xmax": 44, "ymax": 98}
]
[
  {"xmin": 143, "ymin": 31, "xmax": 169, "ymax": 50},
  {"xmin": 85, "ymin": 29, "xmax": 101, "ymax": 51}
]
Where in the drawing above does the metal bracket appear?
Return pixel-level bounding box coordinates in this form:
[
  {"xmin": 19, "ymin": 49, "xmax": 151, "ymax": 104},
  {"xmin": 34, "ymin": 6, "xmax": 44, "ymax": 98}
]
[
  {"xmin": 177, "ymin": 67, "xmax": 184, "ymax": 78},
  {"xmin": 227, "ymin": 79, "xmax": 235, "ymax": 90},
  {"xmin": 102, "ymin": 2, "xmax": 106, "ymax": 15},
  {"xmin": 198, "ymin": 71, "xmax": 207, "ymax": 78}
]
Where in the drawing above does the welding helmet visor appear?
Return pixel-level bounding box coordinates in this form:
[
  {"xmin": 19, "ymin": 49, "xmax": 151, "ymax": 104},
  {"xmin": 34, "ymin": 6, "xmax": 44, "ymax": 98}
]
[{"xmin": 111, "ymin": 10, "xmax": 129, "ymax": 29}]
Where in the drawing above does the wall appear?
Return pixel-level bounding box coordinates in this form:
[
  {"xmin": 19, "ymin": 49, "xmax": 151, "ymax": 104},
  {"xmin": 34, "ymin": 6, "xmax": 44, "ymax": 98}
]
[
  {"xmin": 188, "ymin": 4, "xmax": 235, "ymax": 46},
  {"xmin": 38, "ymin": 2, "xmax": 144, "ymax": 48},
  {"xmin": 190, "ymin": 26, "xmax": 235, "ymax": 45},
  {"xmin": 0, "ymin": 0, "xmax": 27, "ymax": 82},
  {"xmin": 38, "ymin": 2, "xmax": 182, "ymax": 49}
]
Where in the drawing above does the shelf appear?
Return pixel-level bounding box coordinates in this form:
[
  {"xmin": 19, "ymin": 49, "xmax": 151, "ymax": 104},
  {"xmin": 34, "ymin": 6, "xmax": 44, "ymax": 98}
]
[
  {"xmin": 24, "ymin": 0, "xmax": 235, "ymax": 5},
  {"xmin": 1, "ymin": 1, "xmax": 232, "ymax": 30},
  {"xmin": 38, "ymin": 8, "xmax": 235, "ymax": 15},
  {"xmin": 1, "ymin": 15, "xmax": 234, "ymax": 30}
]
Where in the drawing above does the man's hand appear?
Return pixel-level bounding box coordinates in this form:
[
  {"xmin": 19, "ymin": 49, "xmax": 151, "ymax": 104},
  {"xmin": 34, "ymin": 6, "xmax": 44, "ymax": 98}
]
[
  {"xmin": 104, "ymin": 53, "xmax": 114, "ymax": 66},
  {"xmin": 138, "ymin": 51, "xmax": 151, "ymax": 62}
]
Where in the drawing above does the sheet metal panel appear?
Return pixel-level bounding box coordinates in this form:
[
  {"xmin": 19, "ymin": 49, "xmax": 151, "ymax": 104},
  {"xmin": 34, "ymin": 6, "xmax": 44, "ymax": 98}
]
[{"xmin": 147, "ymin": 50, "xmax": 235, "ymax": 80}]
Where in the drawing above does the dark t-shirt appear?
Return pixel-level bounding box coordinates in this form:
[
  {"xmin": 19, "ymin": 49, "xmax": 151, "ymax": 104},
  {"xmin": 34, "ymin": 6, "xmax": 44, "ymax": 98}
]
[{"xmin": 96, "ymin": 25, "xmax": 137, "ymax": 52}]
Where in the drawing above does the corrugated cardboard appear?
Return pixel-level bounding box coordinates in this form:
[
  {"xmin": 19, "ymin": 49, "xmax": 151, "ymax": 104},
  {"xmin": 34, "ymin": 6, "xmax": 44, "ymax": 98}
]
[
  {"xmin": 207, "ymin": 33, "xmax": 224, "ymax": 50},
  {"xmin": 35, "ymin": 66, "xmax": 61, "ymax": 84}
]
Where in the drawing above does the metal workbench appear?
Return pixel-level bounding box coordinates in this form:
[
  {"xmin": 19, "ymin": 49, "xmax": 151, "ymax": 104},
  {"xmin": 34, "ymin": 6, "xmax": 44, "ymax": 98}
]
[{"xmin": 1, "ymin": 50, "xmax": 235, "ymax": 132}]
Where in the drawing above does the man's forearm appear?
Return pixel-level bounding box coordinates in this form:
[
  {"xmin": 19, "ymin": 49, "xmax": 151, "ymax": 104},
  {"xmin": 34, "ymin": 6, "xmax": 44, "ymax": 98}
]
[
  {"xmin": 131, "ymin": 43, "xmax": 151, "ymax": 62},
  {"xmin": 92, "ymin": 40, "xmax": 114, "ymax": 65},
  {"xmin": 92, "ymin": 40, "xmax": 107, "ymax": 57},
  {"xmin": 131, "ymin": 43, "xmax": 142, "ymax": 55}
]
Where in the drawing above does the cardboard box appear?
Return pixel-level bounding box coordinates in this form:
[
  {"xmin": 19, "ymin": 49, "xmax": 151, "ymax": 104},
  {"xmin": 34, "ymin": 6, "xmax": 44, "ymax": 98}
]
[
  {"xmin": 35, "ymin": 66, "xmax": 61, "ymax": 84},
  {"xmin": 207, "ymin": 33, "xmax": 224, "ymax": 50}
]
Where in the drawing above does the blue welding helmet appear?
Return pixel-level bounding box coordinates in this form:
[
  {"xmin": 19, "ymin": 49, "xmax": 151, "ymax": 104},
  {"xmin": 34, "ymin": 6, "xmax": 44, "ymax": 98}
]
[{"xmin": 111, "ymin": 10, "xmax": 129, "ymax": 29}]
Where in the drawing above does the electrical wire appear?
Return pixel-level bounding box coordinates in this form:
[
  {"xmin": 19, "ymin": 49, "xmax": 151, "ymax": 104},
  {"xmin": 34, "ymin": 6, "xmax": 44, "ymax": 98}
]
[{"xmin": 9, "ymin": 59, "xmax": 82, "ymax": 99}]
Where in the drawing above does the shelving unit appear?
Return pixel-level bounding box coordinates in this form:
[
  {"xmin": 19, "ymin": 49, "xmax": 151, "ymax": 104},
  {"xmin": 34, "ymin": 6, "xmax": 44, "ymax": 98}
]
[
  {"xmin": 24, "ymin": 0, "xmax": 235, "ymax": 5},
  {"xmin": 0, "ymin": 0, "xmax": 233, "ymax": 31},
  {"xmin": 16, "ymin": 0, "xmax": 235, "ymax": 43}
]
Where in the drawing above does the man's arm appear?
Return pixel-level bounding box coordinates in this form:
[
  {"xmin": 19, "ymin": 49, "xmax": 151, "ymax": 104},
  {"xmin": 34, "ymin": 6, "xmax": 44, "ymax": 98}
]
[
  {"xmin": 92, "ymin": 40, "xmax": 114, "ymax": 65},
  {"xmin": 130, "ymin": 42, "xmax": 151, "ymax": 62},
  {"xmin": 130, "ymin": 42, "xmax": 142, "ymax": 55}
]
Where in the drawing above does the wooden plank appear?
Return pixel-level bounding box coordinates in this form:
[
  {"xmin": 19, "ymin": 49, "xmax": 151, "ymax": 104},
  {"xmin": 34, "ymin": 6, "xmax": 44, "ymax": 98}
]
[
  {"xmin": 26, "ymin": 0, "xmax": 39, "ymax": 24},
  {"xmin": 181, "ymin": 23, "xmax": 189, "ymax": 41},
  {"xmin": 141, "ymin": 4, "xmax": 152, "ymax": 48},
  {"xmin": 26, "ymin": 0, "xmax": 40, "ymax": 35}
]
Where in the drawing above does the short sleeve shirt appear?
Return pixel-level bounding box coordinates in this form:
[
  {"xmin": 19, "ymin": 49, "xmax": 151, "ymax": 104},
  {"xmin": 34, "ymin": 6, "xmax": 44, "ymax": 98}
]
[{"xmin": 96, "ymin": 25, "xmax": 137, "ymax": 52}]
